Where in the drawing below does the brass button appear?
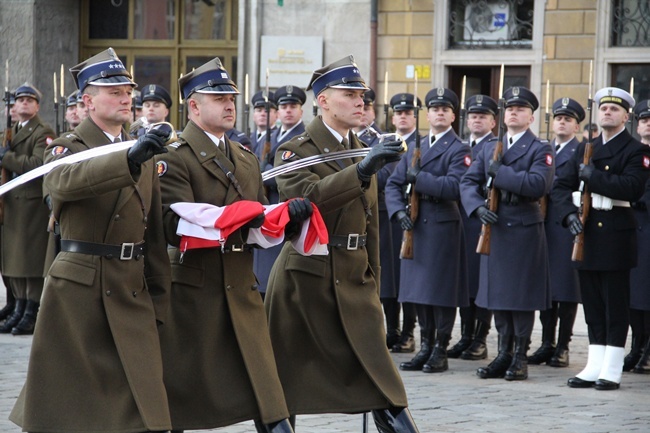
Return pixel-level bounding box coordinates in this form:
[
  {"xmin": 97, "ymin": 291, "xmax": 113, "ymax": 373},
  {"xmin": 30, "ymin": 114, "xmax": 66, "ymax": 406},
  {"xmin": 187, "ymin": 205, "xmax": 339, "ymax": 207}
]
[
  {"xmin": 605, "ymin": 165, "xmax": 610, "ymax": 171},
  {"xmin": 336, "ymin": 279, "xmax": 340, "ymax": 285},
  {"xmin": 105, "ymin": 290, "xmax": 111, "ymax": 296},
  {"xmin": 598, "ymin": 222, "xmax": 603, "ymax": 228},
  {"xmin": 132, "ymin": 291, "xmax": 137, "ymax": 297}
]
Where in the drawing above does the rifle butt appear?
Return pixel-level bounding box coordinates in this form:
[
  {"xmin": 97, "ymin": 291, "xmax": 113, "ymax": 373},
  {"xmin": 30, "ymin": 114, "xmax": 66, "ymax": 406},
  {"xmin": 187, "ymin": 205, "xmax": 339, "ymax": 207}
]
[
  {"xmin": 571, "ymin": 233, "xmax": 584, "ymax": 262},
  {"xmin": 476, "ymin": 224, "xmax": 491, "ymax": 255},
  {"xmin": 400, "ymin": 230, "xmax": 414, "ymax": 260}
]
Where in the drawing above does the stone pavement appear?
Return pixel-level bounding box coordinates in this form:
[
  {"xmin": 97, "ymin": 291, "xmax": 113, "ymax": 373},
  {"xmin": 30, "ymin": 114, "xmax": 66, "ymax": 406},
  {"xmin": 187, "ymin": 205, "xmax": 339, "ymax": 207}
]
[{"xmin": 0, "ymin": 287, "xmax": 649, "ymax": 433}]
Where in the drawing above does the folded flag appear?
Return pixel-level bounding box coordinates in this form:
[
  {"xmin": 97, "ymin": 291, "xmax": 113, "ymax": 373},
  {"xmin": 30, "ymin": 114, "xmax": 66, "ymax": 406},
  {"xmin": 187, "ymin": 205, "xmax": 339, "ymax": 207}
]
[{"xmin": 171, "ymin": 199, "xmax": 328, "ymax": 256}]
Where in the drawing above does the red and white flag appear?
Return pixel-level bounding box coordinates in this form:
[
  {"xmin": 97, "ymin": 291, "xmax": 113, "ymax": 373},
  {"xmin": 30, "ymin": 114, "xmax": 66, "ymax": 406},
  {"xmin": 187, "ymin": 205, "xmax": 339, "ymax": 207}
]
[{"xmin": 171, "ymin": 199, "xmax": 329, "ymax": 256}]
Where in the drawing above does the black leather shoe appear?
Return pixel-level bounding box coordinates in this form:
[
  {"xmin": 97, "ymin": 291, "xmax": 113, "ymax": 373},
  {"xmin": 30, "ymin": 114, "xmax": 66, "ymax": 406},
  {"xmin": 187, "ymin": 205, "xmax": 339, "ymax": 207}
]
[
  {"xmin": 477, "ymin": 353, "xmax": 512, "ymax": 379},
  {"xmin": 400, "ymin": 339, "xmax": 431, "ymax": 371},
  {"xmin": 0, "ymin": 301, "xmax": 16, "ymax": 321},
  {"xmin": 447, "ymin": 336, "xmax": 472, "ymax": 359},
  {"xmin": 11, "ymin": 300, "xmax": 39, "ymax": 336},
  {"xmin": 386, "ymin": 329, "xmax": 401, "ymax": 349},
  {"xmin": 548, "ymin": 347, "xmax": 569, "ymax": 367},
  {"xmin": 527, "ymin": 342, "xmax": 555, "ymax": 365},
  {"xmin": 623, "ymin": 337, "xmax": 643, "ymax": 372},
  {"xmin": 422, "ymin": 334, "xmax": 450, "ymax": 373},
  {"xmin": 567, "ymin": 376, "xmax": 595, "ymax": 388},
  {"xmin": 0, "ymin": 299, "xmax": 26, "ymax": 334},
  {"xmin": 594, "ymin": 379, "xmax": 620, "ymax": 390},
  {"xmin": 392, "ymin": 335, "xmax": 415, "ymax": 353}
]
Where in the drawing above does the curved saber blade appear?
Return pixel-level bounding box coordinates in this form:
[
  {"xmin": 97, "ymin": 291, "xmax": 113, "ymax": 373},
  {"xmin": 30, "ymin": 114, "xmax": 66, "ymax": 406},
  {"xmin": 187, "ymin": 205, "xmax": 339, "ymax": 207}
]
[
  {"xmin": 262, "ymin": 148, "xmax": 370, "ymax": 181},
  {"xmin": 0, "ymin": 144, "xmax": 371, "ymax": 197},
  {"xmin": 0, "ymin": 140, "xmax": 136, "ymax": 197}
]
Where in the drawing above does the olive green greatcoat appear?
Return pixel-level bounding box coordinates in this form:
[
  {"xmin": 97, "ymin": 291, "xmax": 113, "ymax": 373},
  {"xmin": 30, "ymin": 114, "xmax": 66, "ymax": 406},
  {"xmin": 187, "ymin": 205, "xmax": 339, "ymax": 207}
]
[
  {"xmin": 265, "ymin": 116, "xmax": 408, "ymax": 415},
  {"xmin": 156, "ymin": 120, "xmax": 289, "ymax": 429},
  {"xmin": 1, "ymin": 115, "xmax": 54, "ymax": 277},
  {"xmin": 9, "ymin": 118, "xmax": 172, "ymax": 433}
]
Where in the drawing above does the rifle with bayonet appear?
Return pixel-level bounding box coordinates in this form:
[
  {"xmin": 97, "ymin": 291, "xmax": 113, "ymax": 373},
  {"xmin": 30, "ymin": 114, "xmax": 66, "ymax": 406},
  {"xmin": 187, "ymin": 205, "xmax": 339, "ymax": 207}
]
[
  {"xmin": 459, "ymin": 75, "xmax": 467, "ymax": 140},
  {"xmin": 571, "ymin": 61, "xmax": 594, "ymax": 262},
  {"xmin": 260, "ymin": 68, "xmax": 272, "ymax": 169},
  {"xmin": 1, "ymin": 60, "xmax": 11, "ymax": 223},
  {"xmin": 399, "ymin": 74, "xmax": 420, "ymax": 260},
  {"xmin": 243, "ymin": 73, "xmax": 251, "ymax": 137},
  {"xmin": 476, "ymin": 64, "xmax": 505, "ymax": 255}
]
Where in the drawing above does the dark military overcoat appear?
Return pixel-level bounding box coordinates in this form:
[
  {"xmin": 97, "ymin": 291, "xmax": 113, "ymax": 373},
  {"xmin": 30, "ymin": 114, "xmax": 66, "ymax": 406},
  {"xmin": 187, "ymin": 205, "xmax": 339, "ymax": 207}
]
[
  {"xmin": 545, "ymin": 137, "xmax": 581, "ymax": 303},
  {"xmin": 551, "ymin": 129, "xmax": 650, "ymax": 271},
  {"xmin": 156, "ymin": 120, "xmax": 289, "ymax": 429},
  {"xmin": 630, "ymin": 178, "xmax": 650, "ymax": 310},
  {"xmin": 385, "ymin": 129, "xmax": 470, "ymax": 307},
  {"xmin": 461, "ymin": 129, "xmax": 554, "ymax": 311},
  {"xmin": 460, "ymin": 133, "xmax": 493, "ymax": 298},
  {"xmin": 1, "ymin": 115, "xmax": 54, "ymax": 277},
  {"xmin": 265, "ymin": 116, "xmax": 408, "ymax": 414},
  {"xmin": 10, "ymin": 118, "xmax": 172, "ymax": 433}
]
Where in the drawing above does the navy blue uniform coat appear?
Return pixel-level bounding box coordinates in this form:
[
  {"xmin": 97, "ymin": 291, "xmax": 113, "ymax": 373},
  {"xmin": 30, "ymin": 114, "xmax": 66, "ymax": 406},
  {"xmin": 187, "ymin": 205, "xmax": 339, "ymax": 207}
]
[
  {"xmin": 545, "ymin": 138, "xmax": 581, "ymax": 303},
  {"xmin": 461, "ymin": 129, "xmax": 554, "ymax": 311},
  {"xmin": 386, "ymin": 129, "xmax": 470, "ymax": 308}
]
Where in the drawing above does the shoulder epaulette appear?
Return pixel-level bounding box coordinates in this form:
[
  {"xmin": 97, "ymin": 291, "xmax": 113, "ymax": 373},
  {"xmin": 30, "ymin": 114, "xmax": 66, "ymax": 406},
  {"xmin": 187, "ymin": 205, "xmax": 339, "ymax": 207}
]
[
  {"xmin": 168, "ymin": 141, "xmax": 183, "ymax": 149},
  {"xmin": 238, "ymin": 142, "xmax": 254, "ymax": 154}
]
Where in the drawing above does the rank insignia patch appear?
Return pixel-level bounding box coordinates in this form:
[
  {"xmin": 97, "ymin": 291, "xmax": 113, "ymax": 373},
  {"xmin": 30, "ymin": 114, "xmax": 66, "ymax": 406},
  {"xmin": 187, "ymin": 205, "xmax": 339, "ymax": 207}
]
[
  {"xmin": 156, "ymin": 160, "xmax": 168, "ymax": 177},
  {"xmin": 545, "ymin": 154, "xmax": 553, "ymax": 166},
  {"xmin": 51, "ymin": 146, "xmax": 69, "ymax": 156},
  {"xmin": 644, "ymin": 155, "xmax": 650, "ymax": 169},
  {"xmin": 464, "ymin": 155, "xmax": 472, "ymax": 167},
  {"xmin": 46, "ymin": 137, "xmax": 54, "ymax": 145},
  {"xmin": 281, "ymin": 151, "xmax": 296, "ymax": 161}
]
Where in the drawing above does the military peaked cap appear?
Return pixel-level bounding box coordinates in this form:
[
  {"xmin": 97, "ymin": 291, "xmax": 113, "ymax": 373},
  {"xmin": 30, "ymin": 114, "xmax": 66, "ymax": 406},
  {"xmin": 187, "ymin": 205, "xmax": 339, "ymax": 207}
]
[
  {"xmin": 179, "ymin": 57, "xmax": 239, "ymax": 100},
  {"xmin": 70, "ymin": 48, "xmax": 135, "ymax": 92},
  {"xmin": 307, "ymin": 55, "xmax": 369, "ymax": 96}
]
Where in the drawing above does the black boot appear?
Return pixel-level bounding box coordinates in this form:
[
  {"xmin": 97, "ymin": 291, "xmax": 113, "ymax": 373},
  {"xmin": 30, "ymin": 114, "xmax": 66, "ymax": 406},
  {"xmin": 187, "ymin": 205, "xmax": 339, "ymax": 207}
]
[
  {"xmin": 447, "ymin": 320, "xmax": 474, "ymax": 359},
  {"xmin": 0, "ymin": 299, "xmax": 26, "ymax": 333},
  {"xmin": 422, "ymin": 333, "xmax": 451, "ymax": 373},
  {"xmin": 0, "ymin": 286, "xmax": 15, "ymax": 321},
  {"xmin": 383, "ymin": 298, "xmax": 402, "ymax": 349},
  {"xmin": 633, "ymin": 337, "xmax": 650, "ymax": 374},
  {"xmin": 371, "ymin": 407, "xmax": 419, "ymax": 433},
  {"xmin": 11, "ymin": 300, "xmax": 40, "ymax": 335},
  {"xmin": 505, "ymin": 337, "xmax": 529, "ymax": 381},
  {"xmin": 254, "ymin": 418, "xmax": 295, "ymax": 433},
  {"xmin": 549, "ymin": 317, "xmax": 573, "ymax": 367},
  {"xmin": 392, "ymin": 330, "xmax": 415, "ymax": 353},
  {"xmin": 461, "ymin": 320, "xmax": 490, "ymax": 360},
  {"xmin": 624, "ymin": 335, "xmax": 644, "ymax": 372},
  {"xmin": 477, "ymin": 334, "xmax": 513, "ymax": 379},
  {"xmin": 400, "ymin": 332, "xmax": 432, "ymax": 371},
  {"xmin": 528, "ymin": 326, "xmax": 556, "ymax": 365}
]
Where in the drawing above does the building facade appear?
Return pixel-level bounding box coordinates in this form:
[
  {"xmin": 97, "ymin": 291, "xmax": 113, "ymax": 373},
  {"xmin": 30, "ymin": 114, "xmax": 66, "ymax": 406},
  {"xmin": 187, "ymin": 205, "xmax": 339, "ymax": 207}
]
[{"xmin": 0, "ymin": 0, "xmax": 648, "ymax": 135}]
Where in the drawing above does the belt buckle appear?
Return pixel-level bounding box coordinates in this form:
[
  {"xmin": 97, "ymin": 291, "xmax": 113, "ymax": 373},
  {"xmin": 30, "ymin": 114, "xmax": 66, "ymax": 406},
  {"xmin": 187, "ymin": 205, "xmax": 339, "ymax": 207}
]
[
  {"xmin": 120, "ymin": 243, "xmax": 135, "ymax": 260},
  {"xmin": 231, "ymin": 244, "xmax": 244, "ymax": 252},
  {"xmin": 347, "ymin": 234, "xmax": 359, "ymax": 250}
]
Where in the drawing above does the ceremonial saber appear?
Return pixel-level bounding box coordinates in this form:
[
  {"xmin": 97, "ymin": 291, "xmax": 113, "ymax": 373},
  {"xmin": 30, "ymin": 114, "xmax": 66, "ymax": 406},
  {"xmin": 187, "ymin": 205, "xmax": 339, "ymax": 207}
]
[{"xmin": 0, "ymin": 143, "xmax": 372, "ymax": 197}]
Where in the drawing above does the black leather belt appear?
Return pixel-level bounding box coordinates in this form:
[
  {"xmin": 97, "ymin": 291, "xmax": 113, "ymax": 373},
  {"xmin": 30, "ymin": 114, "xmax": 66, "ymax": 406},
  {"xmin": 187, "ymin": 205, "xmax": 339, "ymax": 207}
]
[
  {"xmin": 60, "ymin": 240, "xmax": 145, "ymax": 260},
  {"xmin": 420, "ymin": 194, "xmax": 441, "ymax": 203},
  {"xmin": 329, "ymin": 234, "xmax": 367, "ymax": 250}
]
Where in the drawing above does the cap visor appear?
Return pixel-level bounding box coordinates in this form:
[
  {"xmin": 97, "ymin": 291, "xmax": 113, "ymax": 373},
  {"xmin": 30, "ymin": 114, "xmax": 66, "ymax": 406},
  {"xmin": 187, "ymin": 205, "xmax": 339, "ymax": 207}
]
[
  {"xmin": 196, "ymin": 84, "xmax": 240, "ymax": 95},
  {"xmin": 91, "ymin": 76, "xmax": 137, "ymax": 87}
]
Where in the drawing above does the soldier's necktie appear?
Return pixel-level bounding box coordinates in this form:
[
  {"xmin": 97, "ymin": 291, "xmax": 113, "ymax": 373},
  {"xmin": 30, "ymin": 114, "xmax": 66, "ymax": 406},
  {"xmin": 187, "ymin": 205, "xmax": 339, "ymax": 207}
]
[
  {"xmin": 555, "ymin": 143, "xmax": 561, "ymax": 152},
  {"xmin": 471, "ymin": 140, "xmax": 476, "ymax": 148},
  {"xmin": 257, "ymin": 132, "xmax": 262, "ymax": 141},
  {"xmin": 113, "ymin": 136, "xmax": 121, "ymax": 143},
  {"xmin": 509, "ymin": 137, "xmax": 513, "ymax": 148},
  {"xmin": 341, "ymin": 137, "xmax": 349, "ymax": 149},
  {"xmin": 431, "ymin": 135, "xmax": 436, "ymax": 145}
]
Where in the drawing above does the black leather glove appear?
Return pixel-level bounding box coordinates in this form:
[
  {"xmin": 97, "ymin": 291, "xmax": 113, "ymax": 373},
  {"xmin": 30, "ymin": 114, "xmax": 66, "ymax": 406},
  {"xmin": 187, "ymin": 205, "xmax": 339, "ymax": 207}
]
[
  {"xmin": 288, "ymin": 198, "xmax": 313, "ymax": 224},
  {"xmin": 475, "ymin": 206, "xmax": 498, "ymax": 225},
  {"xmin": 243, "ymin": 212, "xmax": 265, "ymax": 230},
  {"xmin": 579, "ymin": 163, "xmax": 594, "ymax": 182},
  {"xmin": 488, "ymin": 159, "xmax": 502, "ymax": 178},
  {"xmin": 406, "ymin": 165, "xmax": 421, "ymax": 184},
  {"xmin": 565, "ymin": 213, "xmax": 583, "ymax": 236},
  {"xmin": 357, "ymin": 139, "xmax": 404, "ymax": 181},
  {"xmin": 127, "ymin": 129, "xmax": 169, "ymax": 173},
  {"xmin": 395, "ymin": 210, "xmax": 414, "ymax": 231}
]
